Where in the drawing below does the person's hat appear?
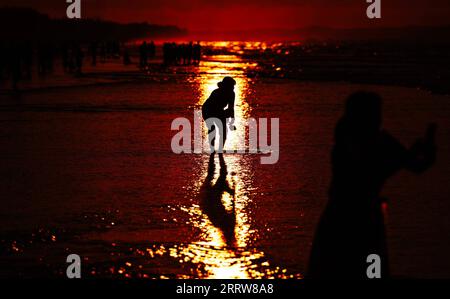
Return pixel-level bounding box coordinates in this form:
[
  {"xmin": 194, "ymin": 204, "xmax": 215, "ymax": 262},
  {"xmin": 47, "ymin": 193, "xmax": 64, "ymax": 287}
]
[{"xmin": 219, "ymin": 76, "xmax": 236, "ymax": 87}]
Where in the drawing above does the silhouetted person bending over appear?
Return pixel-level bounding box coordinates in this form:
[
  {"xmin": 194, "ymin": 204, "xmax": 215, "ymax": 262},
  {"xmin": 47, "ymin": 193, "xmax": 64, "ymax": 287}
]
[
  {"xmin": 308, "ymin": 92, "xmax": 436, "ymax": 279},
  {"xmin": 202, "ymin": 77, "xmax": 236, "ymax": 153}
]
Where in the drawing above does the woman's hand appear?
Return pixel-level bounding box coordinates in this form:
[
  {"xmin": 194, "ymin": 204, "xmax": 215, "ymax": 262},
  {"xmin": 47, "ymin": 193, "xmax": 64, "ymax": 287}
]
[{"xmin": 228, "ymin": 118, "xmax": 237, "ymax": 131}]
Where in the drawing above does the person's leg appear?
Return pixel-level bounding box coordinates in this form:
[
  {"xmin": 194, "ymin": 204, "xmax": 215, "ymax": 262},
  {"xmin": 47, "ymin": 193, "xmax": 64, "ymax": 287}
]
[
  {"xmin": 209, "ymin": 124, "xmax": 216, "ymax": 153},
  {"xmin": 220, "ymin": 118, "xmax": 227, "ymax": 152},
  {"xmin": 205, "ymin": 117, "xmax": 216, "ymax": 153},
  {"xmin": 205, "ymin": 117, "xmax": 226, "ymax": 153}
]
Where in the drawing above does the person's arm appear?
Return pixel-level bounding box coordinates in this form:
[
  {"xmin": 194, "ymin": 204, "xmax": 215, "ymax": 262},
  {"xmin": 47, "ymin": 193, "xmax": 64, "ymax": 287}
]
[
  {"xmin": 228, "ymin": 92, "xmax": 235, "ymax": 119},
  {"xmin": 226, "ymin": 93, "xmax": 236, "ymax": 130},
  {"xmin": 404, "ymin": 124, "xmax": 437, "ymax": 174}
]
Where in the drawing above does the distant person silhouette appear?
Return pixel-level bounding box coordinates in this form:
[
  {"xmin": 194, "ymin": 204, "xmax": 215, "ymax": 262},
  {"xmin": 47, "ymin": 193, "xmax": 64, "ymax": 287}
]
[
  {"xmin": 139, "ymin": 41, "xmax": 148, "ymax": 69},
  {"xmin": 75, "ymin": 45, "xmax": 84, "ymax": 75},
  {"xmin": 90, "ymin": 42, "xmax": 98, "ymax": 66},
  {"xmin": 193, "ymin": 41, "xmax": 202, "ymax": 65},
  {"xmin": 200, "ymin": 153, "xmax": 236, "ymax": 246},
  {"xmin": 202, "ymin": 77, "xmax": 236, "ymax": 153},
  {"xmin": 148, "ymin": 41, "xmax": 156, "ymax": 60},
  {"xmin": 307, "ymin": 91, "xmax": 436, "ymax": 279},
  {"xmin": 123, "ymin": 49, "xmax": 131, "ymax": 65}
]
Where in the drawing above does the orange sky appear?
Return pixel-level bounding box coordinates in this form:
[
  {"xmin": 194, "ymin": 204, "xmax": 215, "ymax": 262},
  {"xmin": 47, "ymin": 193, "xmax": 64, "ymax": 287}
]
[{"xmin": 4, "ymin": 0, "xmax": 450, "ymax": 31}]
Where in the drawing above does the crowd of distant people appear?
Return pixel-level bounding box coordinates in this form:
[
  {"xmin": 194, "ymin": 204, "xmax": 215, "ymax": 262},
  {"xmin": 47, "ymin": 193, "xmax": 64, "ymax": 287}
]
[
  {"xmin": 0, "ymin": 41, "xmax": 88, "ymax": 90},
  {"xmin": 0, "ymin": 42, "xmax": 57, "ymax": 90},
  {"xmin": 162, "ymin": 41, "xmax": 202, "ymax": 66},
  {"xmin": 139, "ymin": 40, "xmax": 202, "ymax": 67},
  {"xmin": 0, "ymin": 40, "xmax": 202, "ymax": 90}
]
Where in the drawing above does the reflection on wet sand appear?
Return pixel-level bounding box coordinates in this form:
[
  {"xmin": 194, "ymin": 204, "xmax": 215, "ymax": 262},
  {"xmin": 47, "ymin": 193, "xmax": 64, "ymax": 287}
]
[{"xmin": 200, "ymin": 154, "xmax": 236, "ymax": 247}]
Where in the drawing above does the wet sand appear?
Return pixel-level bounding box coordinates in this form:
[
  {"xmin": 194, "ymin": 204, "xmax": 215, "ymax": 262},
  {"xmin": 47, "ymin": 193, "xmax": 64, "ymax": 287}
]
[{"xmin": 0, "ymin": 52, "xmax": 450, "ymax": 278}]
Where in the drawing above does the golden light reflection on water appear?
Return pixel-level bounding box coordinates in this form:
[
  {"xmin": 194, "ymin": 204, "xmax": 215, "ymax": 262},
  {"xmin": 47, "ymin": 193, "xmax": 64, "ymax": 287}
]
[
  {"xmin": 170, "ymin": 54, "xmax": 295, "ymax": 279},
  {"xmin": 191, "ymin": 55, "xmax": 256, "ymax": 278},
  {"xmin": 100, "ymin": 50, "xmax": 299, "ymax": 279}
]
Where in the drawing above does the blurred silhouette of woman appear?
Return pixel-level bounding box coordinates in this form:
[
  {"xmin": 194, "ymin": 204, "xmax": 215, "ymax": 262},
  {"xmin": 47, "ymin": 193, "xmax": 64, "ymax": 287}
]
[
  {"xmin": 202, "ymin": 77, "xmax": 236, "ymax": 153},
  {"xmin": 308, "ymin": 91, "xmax": 436, "ymax": 279}
]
